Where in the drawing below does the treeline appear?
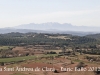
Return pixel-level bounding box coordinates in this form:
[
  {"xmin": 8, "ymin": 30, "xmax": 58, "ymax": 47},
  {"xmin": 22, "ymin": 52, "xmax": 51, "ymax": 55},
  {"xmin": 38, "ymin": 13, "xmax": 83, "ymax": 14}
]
[{"xmin": 0, "ymin": 32, "xmax": 98, "ymax": 47}]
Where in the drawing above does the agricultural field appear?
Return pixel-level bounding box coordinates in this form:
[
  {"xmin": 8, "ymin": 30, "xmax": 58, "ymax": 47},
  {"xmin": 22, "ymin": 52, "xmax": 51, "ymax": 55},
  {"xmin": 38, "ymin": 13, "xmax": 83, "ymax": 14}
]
[
  {"xmin": 0, "ymin": 56, "xmax": 35, "ymax": 62},
  {"xmin": 0, "ymin": 53, "xmax": 99, "ymax": 75},
  {"xmin": 48, "ymin": 36, "xmax": 71, "ymax": 40},
  {"xmin": 0, "ymin": 33, "xmax": 100, "ymax": 75},
  {"xmin": 44, "ymin": 50, "xmax": 62, "ymax": 54},
  {"xmin": 0, "ymin": 46, "xmax": 14, "ymax": 50}
]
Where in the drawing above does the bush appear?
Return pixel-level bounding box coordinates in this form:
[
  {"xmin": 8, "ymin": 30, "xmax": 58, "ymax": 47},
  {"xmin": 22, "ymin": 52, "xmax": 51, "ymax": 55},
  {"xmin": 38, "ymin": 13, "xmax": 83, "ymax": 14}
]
[
  {"xmin": 71, "ymin": 61, "xmax": 74, "ymax": 64},
  {"xmin": 76, "ymin": 62, "xmax": 84, "ymax": 69},
  {"xmin": 0, "ymin": 62, "xmax": 4, "ymax": 66},
  {"xmin": 54, "ymin": 69, "xmax": 59, "ymax": 73},
  {"xmin": 94, "ymin": 68, "xmax": 100, "ymax": 75}
]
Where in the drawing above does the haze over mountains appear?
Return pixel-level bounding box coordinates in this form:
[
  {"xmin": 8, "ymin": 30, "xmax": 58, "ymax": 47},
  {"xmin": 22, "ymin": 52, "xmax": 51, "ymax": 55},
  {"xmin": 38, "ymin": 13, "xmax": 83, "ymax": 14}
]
[
  {"xmin": 0, "ymin": 22, "xmax": 100, "ymax": 36},
  {"xmin": 14, "ymin": 22, "xmax": 100, "ymax": 32}
]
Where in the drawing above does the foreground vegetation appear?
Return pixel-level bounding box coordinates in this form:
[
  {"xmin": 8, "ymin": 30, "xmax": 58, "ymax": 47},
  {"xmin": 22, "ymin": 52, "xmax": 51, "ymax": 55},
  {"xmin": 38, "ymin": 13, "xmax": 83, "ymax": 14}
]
[
  {"xmin": 0, "ymin": 32, "xmax": 100, "ymax": 75},
  {"xmin": 0, "ymin": 54, "xmax": 57, "ymax": 63}
]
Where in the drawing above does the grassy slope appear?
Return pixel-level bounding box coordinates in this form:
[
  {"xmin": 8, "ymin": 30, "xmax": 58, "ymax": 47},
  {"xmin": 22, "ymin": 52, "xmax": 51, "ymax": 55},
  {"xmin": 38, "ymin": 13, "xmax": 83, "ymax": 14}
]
[{"xmin": 0, "ymin": 54, "xmax": 58, "ymax": 62}]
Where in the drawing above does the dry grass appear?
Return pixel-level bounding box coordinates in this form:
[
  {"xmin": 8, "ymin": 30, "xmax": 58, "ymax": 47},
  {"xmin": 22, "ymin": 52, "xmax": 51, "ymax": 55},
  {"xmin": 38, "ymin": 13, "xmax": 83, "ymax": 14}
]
[
  {"xmin": 48, "ymin": 36, "xmax": 71, "ymax": 40},
  {"xmin": 45, "ymin": 50, "xmax": 62, "ymax": 54}
]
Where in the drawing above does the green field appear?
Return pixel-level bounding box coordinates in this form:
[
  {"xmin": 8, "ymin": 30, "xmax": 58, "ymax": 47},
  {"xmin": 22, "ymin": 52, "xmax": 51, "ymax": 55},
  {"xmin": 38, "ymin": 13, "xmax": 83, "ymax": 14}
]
[
  {"xmin": 0, "ymin": 46, "xmax": 14, "ymax": 50},
  {"xmin": 0, "ymin": 54, "xmax": 58, "ymax": 63},
  {"xmin": 0, "ymin": 56, "xmax": 36, "ymax": 62}
]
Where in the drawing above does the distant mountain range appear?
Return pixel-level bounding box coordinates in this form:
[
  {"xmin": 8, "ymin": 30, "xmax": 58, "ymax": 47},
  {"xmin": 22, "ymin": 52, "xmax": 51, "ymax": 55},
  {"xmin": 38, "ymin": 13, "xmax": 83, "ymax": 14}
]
[
  {"xmin": 0, "ymin": 22, "xmax": 100, "ymax": 36},
  {"xmin": 13, "ymin": 22, "xmax": 100, "ymax": 32}
]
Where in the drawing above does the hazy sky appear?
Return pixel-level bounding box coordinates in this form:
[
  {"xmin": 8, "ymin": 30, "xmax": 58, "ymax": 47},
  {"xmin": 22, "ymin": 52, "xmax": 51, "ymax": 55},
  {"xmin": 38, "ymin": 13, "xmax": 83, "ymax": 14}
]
[{"xmin": 0, "ymin": 0, "xmax": 100, "ymax": 28}]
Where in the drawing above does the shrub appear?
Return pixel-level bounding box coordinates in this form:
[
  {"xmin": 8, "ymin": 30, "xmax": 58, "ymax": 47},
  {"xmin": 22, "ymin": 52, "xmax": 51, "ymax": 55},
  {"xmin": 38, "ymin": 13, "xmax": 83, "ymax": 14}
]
[
  {"xmin": 71, "ymin": 61, "xmax": 74, "ymax": 64},
  {"xmin": 54, "ymin": 69, "xmax": 59, "ymax": 73},
  {"xmin": 0, "ymin": 62, "xmax": 4, "ymax": 66},
  {"xmin": 94, "ymin": 68, "xmax": 100, "ymax": 75},
  {"xmin": 76, "ymin": 62, "xmax": 84, "ymax": 69}
]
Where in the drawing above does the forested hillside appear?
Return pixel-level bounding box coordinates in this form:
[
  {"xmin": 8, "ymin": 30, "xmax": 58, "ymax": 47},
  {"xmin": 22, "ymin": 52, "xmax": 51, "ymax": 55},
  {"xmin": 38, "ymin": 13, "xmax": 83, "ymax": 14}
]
[
  {"xmin": 86, "ymin": 33, "xmax": 100, "ymax": 40},
  {"xmin": 0, "ymin": 32, "xmax": 98, "ymax": 47}
]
